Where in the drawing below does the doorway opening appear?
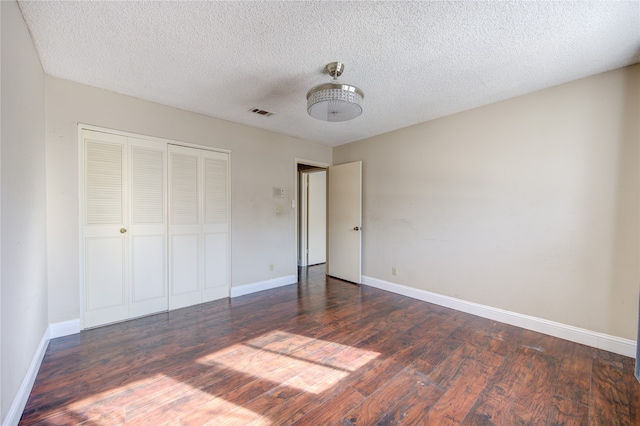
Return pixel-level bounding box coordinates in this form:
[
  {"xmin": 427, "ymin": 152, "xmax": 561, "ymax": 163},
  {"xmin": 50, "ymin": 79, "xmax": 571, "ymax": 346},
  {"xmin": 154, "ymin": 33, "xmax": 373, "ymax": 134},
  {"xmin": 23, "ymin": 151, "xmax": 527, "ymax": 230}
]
[{"xmin": 297, "ymin": 163, "xmax": 327, "ymax": 267}]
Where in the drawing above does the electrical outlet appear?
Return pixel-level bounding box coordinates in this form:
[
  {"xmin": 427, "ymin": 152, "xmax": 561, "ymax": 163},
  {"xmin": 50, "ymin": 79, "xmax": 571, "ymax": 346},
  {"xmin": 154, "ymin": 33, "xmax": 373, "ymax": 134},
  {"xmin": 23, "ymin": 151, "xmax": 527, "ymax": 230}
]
[
  {"xmin": 392, "ymin": 267, "xmax": 397, "ymax": 275},
  {"xmin": 269, "ymin": 263, "xmax": 274, "ymax": 272}
]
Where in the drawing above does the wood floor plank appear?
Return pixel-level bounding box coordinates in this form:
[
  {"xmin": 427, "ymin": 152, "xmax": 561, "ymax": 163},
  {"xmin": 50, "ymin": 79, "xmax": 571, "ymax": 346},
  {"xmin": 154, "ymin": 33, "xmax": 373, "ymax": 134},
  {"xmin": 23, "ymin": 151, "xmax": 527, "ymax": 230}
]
[
  {"xmin": 461, "ymin": 345, "xmax": 537, "ymax": 425},
  {"xmin": 350, "ymin": 356, "xmax": 408, "ymax": 397},
  {"xmin": 546, "ymin": 395, "xmax": 589, "ymax": 426},
  {"xmin": 590, "ymin": 358, "xmax": 631, "ymax": 425},
  {"xmin": 423, "ymin": 330, "xmax": 493, "ymax": 390},
  {"xmin": 373, "ymin": 375, "xmax": 444, "ymax": 425},
  {"xmin": 421, "ymin": 349, "xmax": 503, "ymax": 425},
  {"xmin": 623, "ymin": 357, "xmax": 640, "ymax": 426},
  {"xmin": 410, "ymin": 331, "xmax": 464, "ymax": 377},
  {"xmin": 19, "ymin": 265, "xmax": 640, "ymax": 425},
  {"xmin": 503, "ymin": 352, "xmax": 560, "ymax": 425},
  {"xmin": 518, "ymin": 328, "xmax": 569, "ymax": 360},
  {"xmin": 554, "ymin": 342, "xmax": 593, "ymax": 405},
  {"xmin": 289, "ymin": 385, "xmax": 365, "ymax": 425},
  {"xmin": 241, "ymin": 385, "xmax": 309, "ymax": 425},
  {"xmin": 339, "ymin": 367, "xmax": 422, "ymax": 425}
]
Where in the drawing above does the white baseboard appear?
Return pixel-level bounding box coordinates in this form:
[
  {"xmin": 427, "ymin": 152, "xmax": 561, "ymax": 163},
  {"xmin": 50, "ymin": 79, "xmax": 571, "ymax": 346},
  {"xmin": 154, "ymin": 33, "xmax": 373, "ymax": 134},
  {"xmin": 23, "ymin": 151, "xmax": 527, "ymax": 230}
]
[
  {"xmin": 4, "ymin": 326, "xmax": 50, "ymax": 426},
  {"xmin": 361, "ymin": 276, "xmax": 636, "ymax": 358},
  {"xmin": 230, "ymin": 274, "xmax": 297, "ymax": 298},
  {"xmin": 49, "ymin": 318, "xmax": 81, "ymax": 339}
]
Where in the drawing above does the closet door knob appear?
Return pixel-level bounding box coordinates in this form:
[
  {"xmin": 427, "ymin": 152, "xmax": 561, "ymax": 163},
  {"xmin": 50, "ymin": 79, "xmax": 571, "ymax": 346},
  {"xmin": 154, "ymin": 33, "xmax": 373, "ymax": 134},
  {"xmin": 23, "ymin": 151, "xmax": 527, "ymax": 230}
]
[
  {"xmin": 353, "ymin": 226, "xmax": 360, "ymax": 231},
  {"xmin": 120, "ymin": 228, "xmax": 127, "ymax": 234}
]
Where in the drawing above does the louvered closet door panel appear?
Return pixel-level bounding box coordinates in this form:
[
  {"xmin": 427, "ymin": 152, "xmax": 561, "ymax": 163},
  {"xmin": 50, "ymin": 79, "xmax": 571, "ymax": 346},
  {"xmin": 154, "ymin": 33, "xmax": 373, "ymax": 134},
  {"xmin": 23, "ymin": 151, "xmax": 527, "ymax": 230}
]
[
  {"xmin": 202, "ymin": 150, "xmax": 230, "ymax": 302},
  {"xmin": 168, "ymin": 145, "xmax": 202, "ymax": 309},
  {"xmin": 82, "ymin": 130, "xmax": 129, "ymax": 328},
  {"xmin": 129, "ymin": 138, "xmax": 168, "ymax": 318}
]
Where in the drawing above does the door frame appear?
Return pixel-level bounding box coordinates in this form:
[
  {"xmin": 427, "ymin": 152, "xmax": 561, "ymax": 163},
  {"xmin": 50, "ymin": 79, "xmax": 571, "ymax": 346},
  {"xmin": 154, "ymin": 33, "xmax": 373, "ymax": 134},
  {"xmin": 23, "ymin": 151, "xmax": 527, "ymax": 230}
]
[
  {"xmin": 294, "ymin": 158, "xmax": 331, "ymax": 270},
  {"xmin": 78, "ymin": 123, "xmax": 232, "ymax": 329}
]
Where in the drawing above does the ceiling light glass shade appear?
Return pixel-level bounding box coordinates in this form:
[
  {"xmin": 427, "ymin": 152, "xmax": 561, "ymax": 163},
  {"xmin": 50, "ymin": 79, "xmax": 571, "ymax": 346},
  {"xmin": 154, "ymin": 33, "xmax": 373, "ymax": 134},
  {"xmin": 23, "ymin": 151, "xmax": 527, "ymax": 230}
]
[
  {"xmin": 306, "ymin": 62, "xmax": 364, "ymax": 122},
  {"xmin": 307, "ymin": 82, "xmax": 364, "ymax": 122}
]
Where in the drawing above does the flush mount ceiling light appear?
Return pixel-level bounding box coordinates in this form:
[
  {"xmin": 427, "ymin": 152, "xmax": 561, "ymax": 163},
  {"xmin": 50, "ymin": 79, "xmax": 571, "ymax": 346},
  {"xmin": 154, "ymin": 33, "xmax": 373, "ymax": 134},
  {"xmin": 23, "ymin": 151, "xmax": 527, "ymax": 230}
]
[{"xmin": 307, "ymin": 62, "xmax": 364, "ymax": 122}]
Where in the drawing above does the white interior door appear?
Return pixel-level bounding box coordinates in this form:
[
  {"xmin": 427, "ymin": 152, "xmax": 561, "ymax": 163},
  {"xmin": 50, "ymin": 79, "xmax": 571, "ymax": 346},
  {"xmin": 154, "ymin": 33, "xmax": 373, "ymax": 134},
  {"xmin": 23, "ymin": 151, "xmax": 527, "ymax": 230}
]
[
  {"xmin": 327, "ymin": 161, "xmax": 362, "ymax": 283},
  {"xmin": 202, "ymin": 150, "xmax": 230, "ymax": 302},
  {"xmin": 307, "ymin": 171, "xmax": 326, "ymax": 265},
  {"xmin": 82, "ymin": 130, "xmax": 129, "ymax": 328},
  {"xmin": 168, "ymin": 145, "xmax": 202, "ymax": 309},
  {"xmin": 128, "ymin": 137, "xmax": 168, "ymax": 318}
]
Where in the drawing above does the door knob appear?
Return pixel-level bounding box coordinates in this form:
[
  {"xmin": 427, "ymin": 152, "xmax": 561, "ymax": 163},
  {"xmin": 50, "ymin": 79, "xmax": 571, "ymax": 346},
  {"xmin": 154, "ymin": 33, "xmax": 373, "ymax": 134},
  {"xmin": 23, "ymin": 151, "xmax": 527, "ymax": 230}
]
[
  {"xmin": 353, "ymin": 226, "xmax": 360, "ymax": 231},
  {"xmin": 120, "ymin": 228, "xmax": 127, "ymax": 234}
]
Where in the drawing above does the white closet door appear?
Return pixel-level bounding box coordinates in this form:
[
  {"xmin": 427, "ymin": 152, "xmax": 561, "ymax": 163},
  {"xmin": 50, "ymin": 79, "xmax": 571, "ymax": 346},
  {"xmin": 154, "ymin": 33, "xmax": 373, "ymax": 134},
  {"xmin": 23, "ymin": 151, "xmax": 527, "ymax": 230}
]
[
  {"xmin": 168, "ymin": 145, "xmax": 202, "ymax": 309},
  {"xmin": 129, "ymin": 138, "xmax": 168, "ymax": 317},
  {"xmin": 82, "ymin": 130, "xmax": 129, "ymax": 328},
  {"xmin": 202, "ymin": 150, "xmax": 230, "ymax": 302}
]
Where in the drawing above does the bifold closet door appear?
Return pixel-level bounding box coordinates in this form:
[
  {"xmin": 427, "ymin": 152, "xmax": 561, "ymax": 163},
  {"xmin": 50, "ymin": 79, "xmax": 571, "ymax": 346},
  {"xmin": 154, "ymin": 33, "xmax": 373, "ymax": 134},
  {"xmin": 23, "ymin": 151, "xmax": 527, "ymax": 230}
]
[
  {"xmin": 83, "ymin": 130, "xmax": 228, "ymax": 327},
  {"xmin": 201, "ymin": 149, "xmax": 230, "ymax": 302},
  {"xmin": 82, "ymin": 130, "xmax": 129, "ymax": 328},
  {"xmin": 168, "ymin": 145, "xmax": 229, "ymax": 309},
  {"xmin": 82, "ymin": 130, "xmax": 168, "ymax": 328},
  {"xmin": 168, "ymin": 145, "xmax": 202, "ymax": 309},
  {"xmin": 128, "ymin": 137, "xmax": 168, "ymax": 318}
]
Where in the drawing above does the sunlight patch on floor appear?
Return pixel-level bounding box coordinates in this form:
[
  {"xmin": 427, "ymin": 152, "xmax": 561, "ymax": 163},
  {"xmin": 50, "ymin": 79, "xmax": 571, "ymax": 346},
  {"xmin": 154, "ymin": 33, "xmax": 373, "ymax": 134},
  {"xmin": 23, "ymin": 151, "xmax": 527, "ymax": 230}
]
[
  {"xmin": 56, "ymin": 331, "xmax": 378, "ymax": 423},
  {"xmin": 198, "ymin": 330, "xmax": 379, "ymax": 394},
  {"xmin": 62, "ymin": 374, "xmax": 270, "ymax": 425}
]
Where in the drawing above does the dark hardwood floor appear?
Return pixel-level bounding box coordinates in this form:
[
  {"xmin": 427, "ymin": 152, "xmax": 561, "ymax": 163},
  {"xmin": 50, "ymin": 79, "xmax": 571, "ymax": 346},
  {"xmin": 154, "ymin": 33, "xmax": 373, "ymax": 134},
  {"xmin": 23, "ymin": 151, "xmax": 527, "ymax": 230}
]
[{"xmin": 21, "ymin": 265, "xmax": 640, "ymax": 425}]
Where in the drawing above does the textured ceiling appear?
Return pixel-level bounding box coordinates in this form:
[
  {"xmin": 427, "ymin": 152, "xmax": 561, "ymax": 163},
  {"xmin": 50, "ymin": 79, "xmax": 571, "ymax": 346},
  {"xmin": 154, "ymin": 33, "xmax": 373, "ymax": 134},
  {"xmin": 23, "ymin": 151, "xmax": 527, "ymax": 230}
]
[{"xmin": 18, "ymin": 1, "xmax": 640, "ymax": 147}]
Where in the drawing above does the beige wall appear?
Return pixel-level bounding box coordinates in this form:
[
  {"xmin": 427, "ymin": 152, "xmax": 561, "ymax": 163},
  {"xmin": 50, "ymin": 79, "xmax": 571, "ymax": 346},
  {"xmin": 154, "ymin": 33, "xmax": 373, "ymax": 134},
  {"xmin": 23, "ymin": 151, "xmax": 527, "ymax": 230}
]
[
  {"xmin": 45, "ymin": 77, "xmax": 332, "ymax": 324},
  {"xmin": 335, "ymin": 65, "xmax": 640, "ymax": 340},
  {"xmin": 1, "ymin": 1, "xmax": 48, "ymax": 422}
]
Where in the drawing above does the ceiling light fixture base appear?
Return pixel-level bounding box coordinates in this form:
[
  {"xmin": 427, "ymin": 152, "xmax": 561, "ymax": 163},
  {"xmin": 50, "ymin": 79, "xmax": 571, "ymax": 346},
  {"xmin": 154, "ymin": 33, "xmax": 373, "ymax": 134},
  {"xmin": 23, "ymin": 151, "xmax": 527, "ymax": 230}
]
[{"xmin": 326, "ymin": 62, "xmax": 344, "ymax": 79}]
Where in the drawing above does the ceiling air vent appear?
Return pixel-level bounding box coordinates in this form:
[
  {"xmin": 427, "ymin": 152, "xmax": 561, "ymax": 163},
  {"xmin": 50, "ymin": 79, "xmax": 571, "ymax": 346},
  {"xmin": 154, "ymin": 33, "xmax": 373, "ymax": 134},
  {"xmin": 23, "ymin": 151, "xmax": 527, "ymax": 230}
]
[{"xmin": 250, "ymin": 108, "xmax": 274, "ymax": 117}]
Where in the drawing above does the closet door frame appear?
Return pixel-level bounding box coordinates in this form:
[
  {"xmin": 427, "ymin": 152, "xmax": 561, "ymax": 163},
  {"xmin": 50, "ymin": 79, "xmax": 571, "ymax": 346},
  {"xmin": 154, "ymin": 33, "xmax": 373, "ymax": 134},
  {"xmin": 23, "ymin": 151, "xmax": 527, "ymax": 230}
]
[{"xmin": 78, "ymin": 124, "xmax": 231, "ymax": 329}]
